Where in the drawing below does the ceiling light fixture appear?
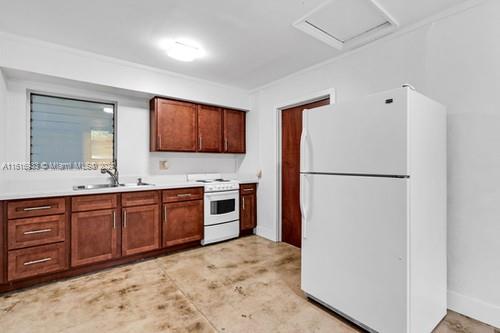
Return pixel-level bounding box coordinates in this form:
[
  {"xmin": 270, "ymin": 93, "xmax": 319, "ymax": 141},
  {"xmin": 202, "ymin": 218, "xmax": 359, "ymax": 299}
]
[{"xmin": 159, "ymin": 38, "xmax": 205, "ymax": 62}]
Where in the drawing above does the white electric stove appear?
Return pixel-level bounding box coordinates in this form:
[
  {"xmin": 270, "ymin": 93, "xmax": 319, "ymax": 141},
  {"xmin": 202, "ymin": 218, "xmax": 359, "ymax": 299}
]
[{"xmin": 187, "ymin": 174, "xmax": 240, "ymax": 245}]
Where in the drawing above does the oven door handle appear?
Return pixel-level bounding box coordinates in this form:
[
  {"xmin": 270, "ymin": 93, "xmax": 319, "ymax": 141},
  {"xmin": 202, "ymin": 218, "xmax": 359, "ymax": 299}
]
[{"xmin": 204, "ymin": 190, "xmax": 239, "ymax": 198}]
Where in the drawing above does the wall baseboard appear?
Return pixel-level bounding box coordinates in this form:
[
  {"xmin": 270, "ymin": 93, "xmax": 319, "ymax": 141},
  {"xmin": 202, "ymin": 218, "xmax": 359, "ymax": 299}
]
[
  {"xmin": 255, "ymin": 225, "xmax": 277, "ymax": 242},
  {"xmin": 448, "ymin": 290, "xmax": 500, "ymax": 328}
]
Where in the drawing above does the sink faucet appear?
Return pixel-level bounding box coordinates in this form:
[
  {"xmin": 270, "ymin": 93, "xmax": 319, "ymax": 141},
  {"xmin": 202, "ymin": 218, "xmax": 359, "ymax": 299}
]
[{"xmin": 101, "ymin": 167, "xmax": 120, "ymax": 186}]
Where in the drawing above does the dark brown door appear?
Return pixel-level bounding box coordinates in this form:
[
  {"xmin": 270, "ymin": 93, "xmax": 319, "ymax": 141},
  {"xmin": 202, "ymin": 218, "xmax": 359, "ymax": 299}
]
[
  {"xmin": 156, "ymin": 99, "xmax": 198, "ymax": 152},
  {"xmin": 0, "ymin": 201, "xmax": 5, "ymax": 283},
  {"xmin": 240, "ymin": 193, "xmax": 256, "ymax": 231},
  {"xmin": 281, "ymin": 98, "xmax": 330, "ymax": 248},
  {"xmin": 163, "ymin": 200, "xmax": 203, "ymax": 247},
  {"xmin": 71, "ymin": 209, "xmax": 119, "ymax": 267},
  {"xmin": 122, "ymin": 205, "xmax": 160, "ymax": 256},
  {"xmin": 198, "ymin": 105, "xmax": 223, "ymax": 152},
  {"xmin": 223, "ymin": 109, "xmax": 246, "ymax": 153}
]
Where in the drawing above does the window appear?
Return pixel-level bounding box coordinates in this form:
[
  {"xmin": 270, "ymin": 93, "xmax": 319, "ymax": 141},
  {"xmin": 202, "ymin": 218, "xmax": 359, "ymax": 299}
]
[{"xmin": 30, "ymin": 93, "xmax": 116, "ymax": 170}]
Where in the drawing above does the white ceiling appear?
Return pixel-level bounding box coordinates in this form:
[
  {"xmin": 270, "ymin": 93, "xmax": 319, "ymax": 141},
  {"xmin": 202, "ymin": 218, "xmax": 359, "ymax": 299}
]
[{"xmin": 0, "ymin": 0, "xmax": 466, "ymax": 89}]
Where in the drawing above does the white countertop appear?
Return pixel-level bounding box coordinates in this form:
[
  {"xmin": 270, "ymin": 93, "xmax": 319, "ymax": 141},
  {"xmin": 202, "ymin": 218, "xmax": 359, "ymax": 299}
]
[{"xmin": 0, "ymin": 174, "xmax": 259, "ymax": 200}]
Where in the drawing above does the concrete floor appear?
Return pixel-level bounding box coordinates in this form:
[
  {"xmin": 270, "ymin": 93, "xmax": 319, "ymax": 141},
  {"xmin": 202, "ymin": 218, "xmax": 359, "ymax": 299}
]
[{"xmin": 0, "ymin": 236, "xmax": 498, "ymax": 333}]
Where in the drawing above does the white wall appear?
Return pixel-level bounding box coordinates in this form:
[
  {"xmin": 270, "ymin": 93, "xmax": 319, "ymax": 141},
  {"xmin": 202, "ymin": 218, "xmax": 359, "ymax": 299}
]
[
  {"xmin": 0, "ymin": 68, "xmax": 7, "ymax": 179},
  {"xmin": 0, "ymin": 32, "xmax": 249, "ymax": 110},
  {"xmin": 251, "ymin": 0, "xmax": 500, "ymax": 327},
  {"xmin": 0, "ymin": 31, "xmax": 255, "ymax": 182},
  {"xmin": 2, "ymin": 78, "xmax": 244, "ymax": 181}
]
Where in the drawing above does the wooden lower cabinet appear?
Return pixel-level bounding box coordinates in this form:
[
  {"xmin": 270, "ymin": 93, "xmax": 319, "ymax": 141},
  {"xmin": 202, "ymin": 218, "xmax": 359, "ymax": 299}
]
[
  {"xmin": 72, "ymin": 194, "xmax": 117, "ymax": 212},
  {"xmin": 71, "ymin": 209, "xmax": 119, "ymax": 267},
  {"xmin": 8, "ymin": 214, "xmax": 65, "ymax": 250},
  {"xmin": 7, "ymin": 197, "xmax": 65, "ymax": 219},
  {"xmin": 1, "ymin": 187, "xmax": 216, "ymax": 292},
  {"xmin": 8, "ymin": 242, "xmax": 67, "ymax": 281},
  {"xmin": 240, "ymin": 184, "xmax": 257, "ymax": 232},
  {"xmin": 163, "ymin": 200, "xmax": 203, "ymax": 247},
  {"xmin": 0, "ymin": 201, "xmax": 4, "ymax": 283},
  {"xmin": 122, "ymin": 205, "xmax": 160, "ymax": 256}
]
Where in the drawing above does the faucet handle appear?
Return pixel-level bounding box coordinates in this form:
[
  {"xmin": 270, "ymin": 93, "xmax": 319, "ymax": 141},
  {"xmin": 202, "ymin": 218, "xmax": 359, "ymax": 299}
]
[{"xmin": 137, "ymin": 178, "xmax": 143, "ymax": 185}]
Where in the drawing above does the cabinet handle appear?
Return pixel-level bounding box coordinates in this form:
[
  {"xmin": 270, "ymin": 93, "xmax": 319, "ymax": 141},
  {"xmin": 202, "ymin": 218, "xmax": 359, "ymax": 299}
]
[
  {"xmin": 158, "ymin": 135, "xmax": 162, "ymax": 148},
  {"xmin": 24, "ymin": 228, "xmax": 52, "ymax": 235},
  {"xmin": 23, "ymin": 205, "xmax": 51, "ymax": 211},
  {"xmin": 242, "ymin": 197, "xmax": 245, "ymax": 210},
  {"xmin": 177, "ymin": 193, "xmax": 192, "ymax": 198},
  {"xmin": 24, "ymin": 257, "xmax": 52, "ymax": 266},
  {"xmin": 113, "ymin": 210, "xmax": 116, "ymax": 229},
  {"xmin": 123, "ymin": 210, "xmax": 127, "ymax": 228},
  {"xmin": 164, "ymin": 205, "xmax": 167, "ymax": 224},
  {"xmin": 199, "ymin": 136, "xmax": 203, "ymax": 150},
  {"xmin": 225, "ymin": 138, "xmax": 228, "ymax": 151},
  {"xmin": 243, "ymin": 188, "xmax": 253, "ymax": 192}
]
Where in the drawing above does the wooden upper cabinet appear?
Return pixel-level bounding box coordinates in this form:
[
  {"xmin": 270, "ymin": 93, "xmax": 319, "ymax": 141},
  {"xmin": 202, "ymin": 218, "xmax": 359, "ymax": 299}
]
[
  {"xmin": 150, "ymin": 98, "xmax": 198, "ymax": 152},
  {"xmin": 197, "ymin": 105, "xmax": 223, "ymax": 152},
  {"xmin": 150, "ymin": 97, "xmax": 246, "ymax": 154},
  {"xmin": 223, "ymin": 109, "xmax": 246, "ymax": 153}
]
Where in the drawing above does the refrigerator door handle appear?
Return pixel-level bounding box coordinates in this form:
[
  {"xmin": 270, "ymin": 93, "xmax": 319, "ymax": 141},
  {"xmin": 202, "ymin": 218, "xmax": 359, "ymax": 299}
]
[
  {"xmin": 300, "ymin": 174, "xmax": 310, "ymax": 239},
  {"xmin": 300, "ymin": 112, "xmax": 311, "ymax": 172}
]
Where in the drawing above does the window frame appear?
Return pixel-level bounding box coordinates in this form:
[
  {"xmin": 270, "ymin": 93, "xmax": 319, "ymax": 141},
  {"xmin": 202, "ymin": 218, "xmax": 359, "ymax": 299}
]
[{"xmin": 28, "ymin": 90, "xmax": 118, "ymax": 171}]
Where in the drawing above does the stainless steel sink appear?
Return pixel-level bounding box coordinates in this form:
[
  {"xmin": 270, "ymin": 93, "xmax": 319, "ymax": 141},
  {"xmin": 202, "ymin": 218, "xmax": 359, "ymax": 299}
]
[{"xmin": 73, "ymin": 183, "xmax": 153, "ymax": 191}]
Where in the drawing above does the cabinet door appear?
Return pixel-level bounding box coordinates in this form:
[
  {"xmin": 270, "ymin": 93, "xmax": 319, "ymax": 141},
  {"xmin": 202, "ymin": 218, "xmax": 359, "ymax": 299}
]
[
  {"xmin": 155, "ymin": 99, "xmax": 198, "ymax": 152},
  {"xmin": 71, "ymin": 209, "xmax": 119, "ymax": 267},
  {"xmin": 0, "ymin": 201, "xmax": 4, "ymax": 283},
  {"xmin": 240, "ymin": 193, "xmax": 256, "ymax": 231},
  {"xmin": 223, "ymin": 109, "xmax": 246, "ymax": 153},
  {"xmin": 122, "ymin": 205, "xmax": 160, "ymax": 256},
  {"xmin": 197, "ymin": 105, "xmax": 223, "ymax": 152},
  {"xmin": 163, "ymin": 200, "xmax": 203, "ymax": 247}
]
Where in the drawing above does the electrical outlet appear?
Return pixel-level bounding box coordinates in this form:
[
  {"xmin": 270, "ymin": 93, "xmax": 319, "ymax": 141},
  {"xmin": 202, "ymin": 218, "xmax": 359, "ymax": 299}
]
[{"xmin": 159, "ymin": 160, "xmax": 169, "ymax": 170}]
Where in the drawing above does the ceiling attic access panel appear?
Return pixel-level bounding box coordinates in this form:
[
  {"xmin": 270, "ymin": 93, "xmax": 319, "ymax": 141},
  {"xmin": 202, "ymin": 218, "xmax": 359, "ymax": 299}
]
[{"xmin": 293, "ymin": 0, "xmax": 398, "ymax": 50}]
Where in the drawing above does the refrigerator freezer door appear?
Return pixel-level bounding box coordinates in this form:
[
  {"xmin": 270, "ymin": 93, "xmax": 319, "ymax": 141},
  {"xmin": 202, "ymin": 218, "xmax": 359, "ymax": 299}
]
[
  {"xmin": 301, "ymin": 174, "xmax": 408, "ymax": 333},
  {"xmin": 301, "ymin": 88, "xmax": 408, "ymax": 176}
]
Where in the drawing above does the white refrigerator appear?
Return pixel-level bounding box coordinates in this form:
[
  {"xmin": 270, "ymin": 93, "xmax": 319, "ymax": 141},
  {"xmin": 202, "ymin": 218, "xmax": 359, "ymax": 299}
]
[{"xmin": 300, "ymin": 87, "xmax": 447, "ymax": 333}]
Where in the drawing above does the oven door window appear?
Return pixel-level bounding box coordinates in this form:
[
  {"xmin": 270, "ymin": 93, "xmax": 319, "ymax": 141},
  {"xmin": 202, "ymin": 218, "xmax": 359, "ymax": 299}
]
[{"xmin": 210, "ymin": 199, "xmax": 235, "ymax": 215}]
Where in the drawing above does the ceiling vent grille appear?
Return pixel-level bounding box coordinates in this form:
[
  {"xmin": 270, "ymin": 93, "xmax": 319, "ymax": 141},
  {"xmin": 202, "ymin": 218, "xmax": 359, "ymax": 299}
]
[{"xmin": 293, "ymin": 0, "xmax": 398, "ymax": 50}]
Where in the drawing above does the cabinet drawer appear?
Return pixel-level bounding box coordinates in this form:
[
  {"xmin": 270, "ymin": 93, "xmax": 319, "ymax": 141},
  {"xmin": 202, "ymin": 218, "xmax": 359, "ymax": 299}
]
[
  {"xmin": 240, "ymin": 183, "xmax": 256, "ymax": 194},
  {"xmin": 163, "ymin": 187, "xmax": 204, "ymax": 203},
  {"xmin": 8, "ymin": 215, "xmax": 66, "ymax": 250},
  {"xmin": 8, "ymin": 243, "xmax": 67, "ymax": 281},
  {"xmin": 122, "ymin": 191, "xmax": 159, "ymax": 207},
  {"xmin": 8, "ymin": 198, "xmax": 65, "ymax": 219},
  {"xmin": 72, "ymin": 194, "xmax": 117, "ymax": 212}
]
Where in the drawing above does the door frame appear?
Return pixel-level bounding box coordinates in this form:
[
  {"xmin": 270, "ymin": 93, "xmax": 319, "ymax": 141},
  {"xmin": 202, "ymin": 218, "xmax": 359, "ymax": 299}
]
[{"xmin": 275, "ymin": 88, "xmax": 336, "ymax": 242}]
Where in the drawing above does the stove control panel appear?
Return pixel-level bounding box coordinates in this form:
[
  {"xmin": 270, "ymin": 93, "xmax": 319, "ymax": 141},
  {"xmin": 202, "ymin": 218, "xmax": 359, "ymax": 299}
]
[{"xmin": 205, "ymin": 182, "xmax": 239, "ymax": 193}]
